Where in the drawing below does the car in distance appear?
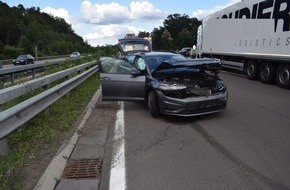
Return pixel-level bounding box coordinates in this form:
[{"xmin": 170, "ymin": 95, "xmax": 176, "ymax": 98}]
[
  {"xmin": 13, "ymin": 54, "xmax": 35, "ymax": 65},
  {"xmin": 98, "ymin": 51, "xmax": 228, "ymax": 117},
  {"xmin": 70, "ymin": 52, "xmax": 80, "ymax": 58}
]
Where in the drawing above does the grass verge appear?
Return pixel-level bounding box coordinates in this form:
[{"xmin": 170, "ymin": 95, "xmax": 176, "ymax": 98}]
[{"xmin": 0, "ymin": 72, "xmax": 100, "ymax": 190}]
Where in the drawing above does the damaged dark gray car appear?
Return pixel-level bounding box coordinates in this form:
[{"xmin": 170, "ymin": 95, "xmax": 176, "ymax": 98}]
[{"xmin": 98, "ymin": 51, "xmax": 228, "ymax": 117}]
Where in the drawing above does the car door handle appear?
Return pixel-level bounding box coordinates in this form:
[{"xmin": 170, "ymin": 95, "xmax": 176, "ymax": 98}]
[{"xmin": 101, "ymin": 77, "xmax": 111, "ymax": 80}]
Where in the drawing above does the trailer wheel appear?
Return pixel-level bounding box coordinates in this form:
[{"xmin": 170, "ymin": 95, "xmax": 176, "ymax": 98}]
[
  {"xmin": 246, "ymin": 60, "xmax": 259, "ymax": 80},
  {"xmin": 259, "ymin": 62, "xmax": 276, "ymax": 84},
  {"xmin": 148, "ymin": 91, "xmax": 161, "ymax": 118},
  {"xmin": 276, "ymin": 64, "xmax": 290, "ymax": 89}
]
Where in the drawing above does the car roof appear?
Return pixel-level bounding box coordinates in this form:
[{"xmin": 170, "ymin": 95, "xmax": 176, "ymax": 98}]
[
  {"xmin": 141, "ymin": 51, "xmax": 178, "ymax": 56},
  {"xmin": 118, "ymin": 37, "xmax": 148, "ymax": 43}
]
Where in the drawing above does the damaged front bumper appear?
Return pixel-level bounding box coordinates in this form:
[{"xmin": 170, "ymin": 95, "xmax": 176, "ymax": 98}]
[{"xmin": 156, "ymin": 90, "xmax": 228, "ymax": 117}]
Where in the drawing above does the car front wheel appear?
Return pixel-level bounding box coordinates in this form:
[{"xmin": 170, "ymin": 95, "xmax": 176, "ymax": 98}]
[{"xmin": 148, "ymin": 91, "xmax": 161, "ymax": 118}]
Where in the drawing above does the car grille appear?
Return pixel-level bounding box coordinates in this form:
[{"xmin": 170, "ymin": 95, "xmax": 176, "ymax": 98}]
[
  {"xmin": 162, "ymin": 87, "xmax": 218, "ymax": 99},
  {"xmin": 180, "ymin": 104, "xmax": 226, "ymax": 115}
]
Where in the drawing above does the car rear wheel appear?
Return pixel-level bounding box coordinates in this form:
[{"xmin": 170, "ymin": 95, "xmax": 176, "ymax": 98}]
[{"xmin": 148, "ymin": 91, "xmax": 161, "ymax": 118}]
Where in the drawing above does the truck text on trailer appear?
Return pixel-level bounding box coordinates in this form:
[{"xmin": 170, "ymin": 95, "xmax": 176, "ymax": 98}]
[{"xmin": 196, "ymin": 0, "xmax": 290, "ymax": 89}]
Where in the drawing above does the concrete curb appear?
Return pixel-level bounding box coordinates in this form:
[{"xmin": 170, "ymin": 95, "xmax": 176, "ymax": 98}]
[{"xmin": 33, "ymin": 87, "xmax": 102, "ymax": 190}]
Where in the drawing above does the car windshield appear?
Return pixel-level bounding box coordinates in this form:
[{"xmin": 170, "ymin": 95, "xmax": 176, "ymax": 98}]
[
  {"xmin": 147, "ymin": 54, "xmax": 187, "ymax": 71},
  {"xmin": 17, "ymin": 55, "xmax": 26, "ymax": 59}
]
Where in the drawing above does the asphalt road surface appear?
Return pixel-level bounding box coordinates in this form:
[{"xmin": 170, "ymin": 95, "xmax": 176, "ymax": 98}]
[{"xmin": 98, "ymin": 70, "xmax": 290, "ymax": 190}]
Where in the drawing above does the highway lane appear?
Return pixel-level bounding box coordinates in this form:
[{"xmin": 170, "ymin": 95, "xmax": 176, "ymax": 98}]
[{"xmin": 99, "ymin": 71, "xmax": 290, "ymax": 190}]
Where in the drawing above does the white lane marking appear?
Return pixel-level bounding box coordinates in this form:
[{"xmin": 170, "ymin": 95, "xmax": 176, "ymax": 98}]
[{"xmin": 109, "ymin": 101, "xmax": 127, "ymax": 190}]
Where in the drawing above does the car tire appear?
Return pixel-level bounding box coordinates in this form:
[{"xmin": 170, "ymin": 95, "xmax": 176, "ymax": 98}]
[
  {"xmin": 148, "ymin": 91, "xmax": 161, "ymax": 118},
  {"xmin": 245, "ymin": 60, "xmax": 259, "ymax": 80},
  {"xmin": 276, "ymin": 64, "xmax": 290, "ymax": 89},
  {"xmin": 259, "ymin": 62, "xmax": 276, "ymax": 84}
]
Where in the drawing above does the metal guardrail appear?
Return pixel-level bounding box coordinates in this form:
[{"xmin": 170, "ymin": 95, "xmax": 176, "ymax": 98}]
[
  {"xmin": 0, "ymin": 61, "xmax": 96, "ymax": 106},
  {"xmin": 0, "ymin": 61, "xmax": 98, "ymax": 139}
]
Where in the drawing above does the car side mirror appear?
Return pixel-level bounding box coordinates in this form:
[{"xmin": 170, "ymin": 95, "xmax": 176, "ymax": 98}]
[{"xmin": 130, "ymin": 69, "xmax": 142, "ymax": 76}]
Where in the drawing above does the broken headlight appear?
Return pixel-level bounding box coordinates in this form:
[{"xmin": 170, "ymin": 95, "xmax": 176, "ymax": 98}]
[
  {"xmin": 216, "ymin": 80, "xmax": 226, "ymax": 92},
  {"xmin": 159, "ymin": 83, "xmax": 187, "ymax": 91},
  {"xmin": 159, "ymin": 83, "xmax": 188, "ymax": 98}
]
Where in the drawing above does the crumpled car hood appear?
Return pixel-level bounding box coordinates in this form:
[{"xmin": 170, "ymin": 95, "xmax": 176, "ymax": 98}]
[{"xmin": 152, "ymin": 58, "xmax": 221, "ymax": 74}]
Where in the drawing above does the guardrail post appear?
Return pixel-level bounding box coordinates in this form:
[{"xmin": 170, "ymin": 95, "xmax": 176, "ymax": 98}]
[
  {"xmin": 10, "ymin": 73, "xmax": 15, "ymax": 84},
  {"xmin": 32, "ymin": 68, "xmax": 36, "ymax": 78},
  {"xmin": 0, "ymin": 98, "xmax": 8, "ymax": 155},
  {"xmin": 43, "ymin": 85, "xmax": 51, "ymax": 116},
  {"xmin": 0, "ymin": 60, "xmax": 2, "ymax": 69},
  {"xmin": 0, "ymin": 138, "xmax": 9, "ymax": 155},
  {"xmin": 64, "ymin": 76, "xmax": 71, "ymax": 98}
]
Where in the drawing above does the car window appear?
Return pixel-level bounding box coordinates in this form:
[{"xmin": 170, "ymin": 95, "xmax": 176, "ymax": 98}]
[
  {"xmin": 99, "ymin": 57, "xmax": 135, "ymax": 75},
  {"xmin": 125, "ymin": 55, "xmax": 136, "ymax": 65},
  {"xmin": 17, "ymin": 55, "xmax": 26, "ymax": 59}
]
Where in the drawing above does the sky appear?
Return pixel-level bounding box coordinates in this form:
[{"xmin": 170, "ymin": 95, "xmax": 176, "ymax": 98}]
[{"xmin": 4, "ymin": 0, "xmax": 241, "ymax": 46}]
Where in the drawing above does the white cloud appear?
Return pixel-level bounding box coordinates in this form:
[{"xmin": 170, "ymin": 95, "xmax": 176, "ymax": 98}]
[
  {"xmin": 81, "ymin": 0, "xmax": 132, "ymax": 24},
  {"xmin": 41, "ymin": 6, "xmax": 71, "ymax": 24},
  {"xmin": 83, "ymin": 24, "xmax": 142, "ymax": 46},
  {"xmin": 192, "ymin": 0, "xmax": 241, "ymax": 20},
  {"xmin": 130, "ymin": 1, "xmax": 167, "ymax": 20},
  {"xmin": 79, "ymin": 0, "xmax": 167, "ymax": 46},
  {"xmin": 81, "ymin": 0, "xmax": 166, "ymax": 24}
]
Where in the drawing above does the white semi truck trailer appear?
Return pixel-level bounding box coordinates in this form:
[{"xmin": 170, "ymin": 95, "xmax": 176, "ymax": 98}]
[{"xmin": 196, "ymin": 0, "xmax": 290, "ymax": 89}]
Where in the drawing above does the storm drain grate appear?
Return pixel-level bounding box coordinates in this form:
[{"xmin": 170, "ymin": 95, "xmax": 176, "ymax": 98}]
[{"xmin": 62, "ymin": 159, "xmax": 102, "ymax": 179}]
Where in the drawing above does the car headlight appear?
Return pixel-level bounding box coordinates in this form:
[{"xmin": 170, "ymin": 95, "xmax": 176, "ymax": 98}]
[
  {"xmin": 216, "ymin": 80, "xmax": 226, "ymax": 92},
  {"xmin": 159, "ymin": 83, "xmax": 187, "ymax": 91}
]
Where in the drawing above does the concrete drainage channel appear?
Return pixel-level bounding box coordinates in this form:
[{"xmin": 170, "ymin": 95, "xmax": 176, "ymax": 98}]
[{"xmin": 34, "ymin": 88, "xmax": 107, "ymax": 190}]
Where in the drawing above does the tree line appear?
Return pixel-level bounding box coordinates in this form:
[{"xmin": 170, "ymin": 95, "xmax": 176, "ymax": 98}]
[
  {"xmin": 0, "ymin": 1, "xmax": 96, "ymax": 59},
  {"xmin": 152, "ymin": 13, "xmax": 201, "ymax": 51}
]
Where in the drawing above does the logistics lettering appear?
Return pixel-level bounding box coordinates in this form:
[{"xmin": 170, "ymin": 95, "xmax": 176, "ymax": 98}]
[
  {"xmin": 234, "ymin": 36, "xmax": 290, "ymax": 47},
  {"xmin": 219, "ymin": 0, "xmax": 290, "ymax": 32}
]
